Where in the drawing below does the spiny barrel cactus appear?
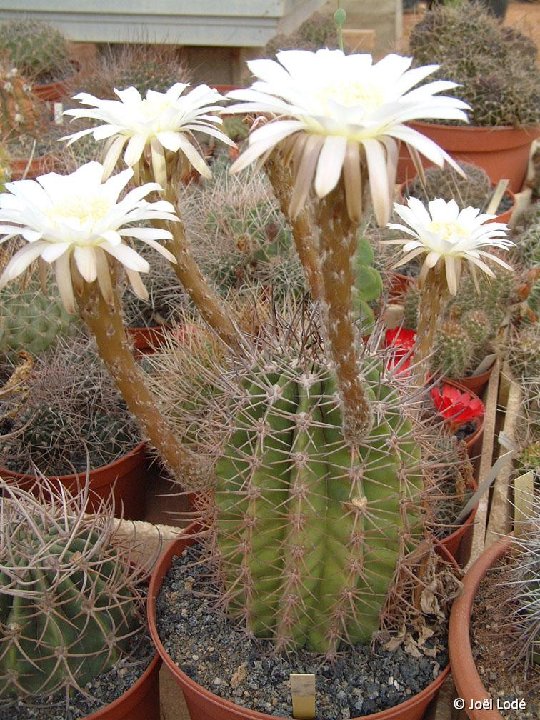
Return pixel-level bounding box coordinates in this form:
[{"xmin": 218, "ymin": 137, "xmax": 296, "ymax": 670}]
[
  {"xmin": 0, "ymin": 479, "xmax": 145, "ymax": 698},
  {"xmin": 213, "ymin": 354, "xmax": 424, "ymax": 654},
  {"xmin": 507, "ymin": 324, "xmax": 540, "ymax": 381},
  {"xmin": 0, "ymin": 19, "xmax": 71, "ymax": 83},
  {"xmin": 0, "ymin": 282, "xmax": 77, "ymax": 357}
]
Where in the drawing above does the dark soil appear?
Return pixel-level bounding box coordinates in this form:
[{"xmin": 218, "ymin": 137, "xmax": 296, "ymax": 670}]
[
  {"xmin": 470, "ymin": 558, "xmax": 540, "ymax": 719},
  {"xmin": 156, "ymin": 545, "xmax": 449, "ymax": 720},
  {"xmin": 0, "ymin": 631, "xmax": 155, "ymax": 720}
]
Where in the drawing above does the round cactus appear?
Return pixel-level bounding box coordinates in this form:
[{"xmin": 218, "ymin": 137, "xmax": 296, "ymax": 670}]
[
  {"xmin": 0, "ymin": 479, "xmax": 145, "ymax": 698},
  {"xmin": 433, "ymin": 320, "xmax": 475, "ymax": 379},
  {"xmin": 213, "ymin": 354, "xmax": 424, "ymax": 653},
  {"xmin": 0, "ymin": 19, "xmax": 71, "ymax": 83},
  {"xmin": 0, "ymin": 282, "xmax": 78, "ymax": 357}
]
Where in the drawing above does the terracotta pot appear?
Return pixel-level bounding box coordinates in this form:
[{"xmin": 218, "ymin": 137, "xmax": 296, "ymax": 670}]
[
  {"xmin": 1, "ymin": 441, "xmax": 148, "ymax": 520},
  {"xmin": 396, "ymin": 122, "xmax": 540, "ymax": 192},
  {"xmin": 444, "ymin": 361, "xmax": 495, "ymax": 396},
  {"xmin": 32, "ymin": 62, "xmax": 80, "ymax": 102},
  {"xmin": 9, "ymin": 154, "xmax": 55, "ymax": 180},
  {"xmin": 437, "ymin": 502, "xmax": 478, "ymax": 561},
  {"xmin": 148, "ymin": 535, "xmax": 451, "ymax": 720},
  {"xmin": 449, "ymin": 536, "xmax": 511, "ymax": 720},
  {"xmin": 85, "ymin": 652, "xmax": 161, "ymax": 720},
  {"xmin": 128, "ymin": 323, "xmax": 195, "ymax": 354}
]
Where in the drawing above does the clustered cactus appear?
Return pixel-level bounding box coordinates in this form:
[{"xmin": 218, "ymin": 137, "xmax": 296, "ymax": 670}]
[
  {"xmin": 409, "ymin": 2, "xmax": 540, "ymax": 127},
  {"xmin": 0, "ymin": 281, "xmax": 78, "ymax": 357},
  {"xmin": 0, "ymin": 19, "xmax": 72, "ymax": 84},
  {"xmin": 0, "ymin": 479, "xmax": 146, "ymax": 699},
  {"xmin": 0, "ymin": 62, "xmax": 42, "ymax": 140}
]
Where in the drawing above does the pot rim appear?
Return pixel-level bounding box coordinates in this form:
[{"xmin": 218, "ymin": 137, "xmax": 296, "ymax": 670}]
[{"xmin": 449, "ymin": 536, "xmax": 512, "ymax": 720}]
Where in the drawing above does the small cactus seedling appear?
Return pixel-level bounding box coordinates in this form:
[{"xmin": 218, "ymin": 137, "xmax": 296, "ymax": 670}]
[
  {"xmin": 352, "ymin": 235, "xmax": 383, "ymax": 333},
  {"xmin": 0, "ymin": 478, "xmax": 147, "ymax": 698}
]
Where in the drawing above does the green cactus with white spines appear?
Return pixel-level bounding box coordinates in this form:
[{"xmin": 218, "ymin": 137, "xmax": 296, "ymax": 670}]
[
  {"xmin": 507, "ymin": 324, "xmax": 540, "ymax": 381},
  {"xmin": 0, "ymin": 282, "xmax": 77, "ymax": 357},
  {"xmin": 212, "ymin": 350, "xmax": 425, "ymax": 654},
  {"xmin": 0, "ymin": 479, "xmax": 145, "ymax": 698}
]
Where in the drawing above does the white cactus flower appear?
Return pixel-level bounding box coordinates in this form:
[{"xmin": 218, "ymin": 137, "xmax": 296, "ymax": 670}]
[
  {"xmin": 385, "ymin": 197, "xmax": 514, "ymax": 294},
  {"xmin": 62, "ymin": 83, "xmax": 234, "ymax": 185},
  {"xmin": 0, "ymin": 161, "xmax": 179, "ymax": 313},
  {"xmin": 226, "ymin": 49, "xmax": 470, "ymax": 224}
]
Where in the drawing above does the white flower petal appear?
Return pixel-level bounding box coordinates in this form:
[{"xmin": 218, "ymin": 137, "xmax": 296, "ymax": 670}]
[
  {"xmin": 74, "ymin": 245, "xmax": 98, "ymax": 282},
  {"xmin": 314, "ymin": 135, "xmax": 347, "ymax": 198}
]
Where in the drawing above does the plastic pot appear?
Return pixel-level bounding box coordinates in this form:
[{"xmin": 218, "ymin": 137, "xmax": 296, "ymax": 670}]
[
  {"xmin": 449, "ymin": 536, "xmax": 511, "ymax": 720},
  {"xmin": 1, "ymin": 441, "xmax": 148, "ymax": 520},
  {"xmin": 85, "ymin": 652, "xmax": 161, "ymax": 720},
  {"xmin": 148, "ymin": 535, "xmax": 451, "ymax": 720},
  {"xmin": 444, "ymin": 361, "xmax": 495, "ymax": 396},
  {"xmin": 32, "ymin": 62, "xmax": 80, "ymax": 102},
  {"xmin": 9, "ymin": 154, "xmax": 55, "ymax": 180},
  {"xmin": 396, "ymin": 123, "xmax": 540, "ymax": 192}
]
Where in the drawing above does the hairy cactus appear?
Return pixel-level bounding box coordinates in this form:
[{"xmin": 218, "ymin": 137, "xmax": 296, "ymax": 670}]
[
  {"xmin": 508, "ymin": 495, "xmax": 540, "ymax": 668},
  {"xmin": 405, "ymin": 162, "xmax": 492, "ymax": 210},
  {"xmin": 507, "ymin": 324, "xmax": 540, "ymax": 381},
  {"xmin": 409, "ymin": 3, "xmax": 540, "ymax": 127},
  {"xmin": 210, "ymin": 348, "xmax": 430, "ymax": 654},
  {"xmin": 0, "ymin": 19, "xmax": 72, "ymax": 84},
  {"xmin": 0, "ymin": 335, "xmax": 141, "ymax": 475},
  {"xmin": 0, "ymin": 281, "xmax": 78, "ymax": 356},
  {"xmin": 432, "ymin": 320, "xmax": 475, "ymax": 379},
  {"xmin": 77, "ymin": 44, "xmax": 191, "ymax": 100},
  {"xmin": 0, "ymin": 64, "xmax": 42, "ymax": 139},
  {"xmin": 514, "ymin": 221, "xmax": 540, "ymax": 270},
  {"xmin": 0, "ymin": 479, "xmax": 146, "ymax": 698}
]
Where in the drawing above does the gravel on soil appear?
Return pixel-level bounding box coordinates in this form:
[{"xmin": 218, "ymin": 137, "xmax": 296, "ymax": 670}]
[{"xmin": 156, "ymin": 545, "xmax": 449, "ymax": 720}]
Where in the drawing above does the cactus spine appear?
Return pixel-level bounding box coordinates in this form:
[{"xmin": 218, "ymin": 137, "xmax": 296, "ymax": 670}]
[
  {"xmin": 214, "ymin": 356, "xmax": 422, "ymax": 654},
  {"xmin": 0, "ymin": 480, "xmax": 144, "ymax": 698}
]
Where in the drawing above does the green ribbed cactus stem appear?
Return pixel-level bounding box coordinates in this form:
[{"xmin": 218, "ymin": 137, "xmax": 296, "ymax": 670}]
[
  {"xmin": 265, "ymin": 153, "xmax": 323, "ymax": 300},
  {"xmin": 0, "ymin": 481, "xmax": 142, "ymax": 698},
  {"xmin": 433, "ymin": 320, "xmax": 475, "ymax": 379},
  {"xmin": 214, "ymin": 360, "xmax": 422, "ymax": 654},
  {"xmin": 0, "ymin": 19, "xmax": 70, "ymax": 83},
  {"xmin": 317, "ymin": 181, "xmax": 372, "ymax": 442}
]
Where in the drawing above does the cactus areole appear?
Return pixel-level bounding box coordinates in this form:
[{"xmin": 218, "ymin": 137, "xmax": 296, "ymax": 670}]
[{"xmin": 214, "ymin": 360, "xmax": 422, "ymax": 655}]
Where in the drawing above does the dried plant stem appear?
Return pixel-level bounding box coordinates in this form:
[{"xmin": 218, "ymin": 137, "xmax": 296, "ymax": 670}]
[
  {"xmin": 317, "ymin": 183, "xmax": 372, "ymax": 442},
  {"xmin": 74, "ymin": 271, "xmax": 196, "ymax": 481},
  {"xmin": 265, "ymin": 154, "xmax": 323, "ymax": 301},
  {"xmin": 414, "ymin": 266, "xmax": 448, "ymax": 387},
  {"xmin": 136, "ymin": 158, "xmax": 242, "ymax": 352}
]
